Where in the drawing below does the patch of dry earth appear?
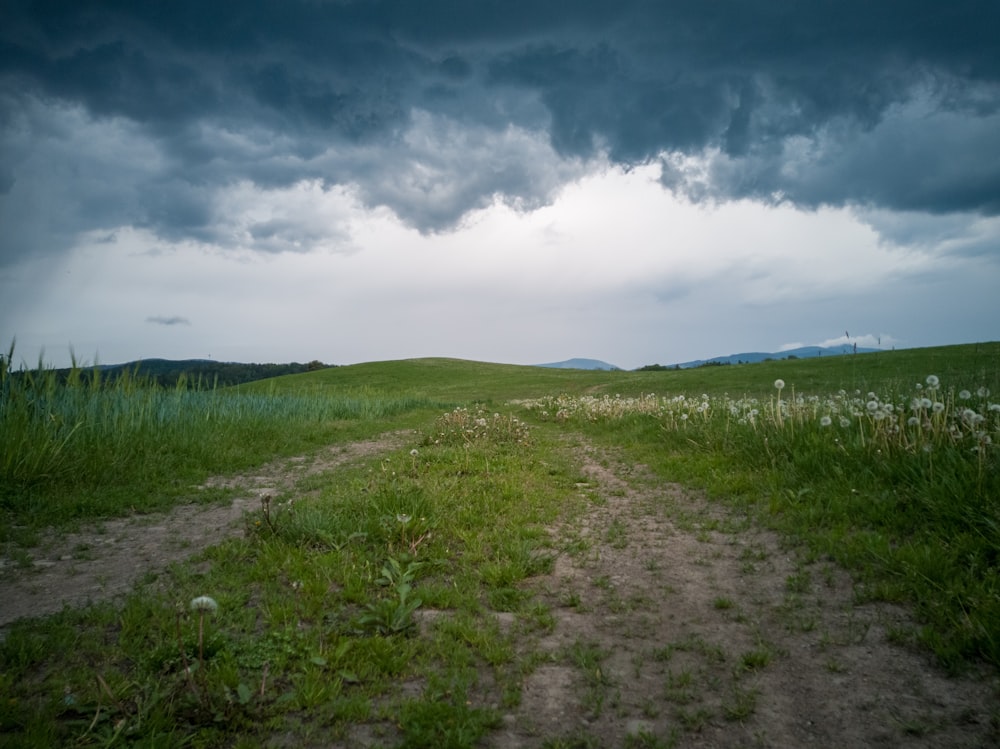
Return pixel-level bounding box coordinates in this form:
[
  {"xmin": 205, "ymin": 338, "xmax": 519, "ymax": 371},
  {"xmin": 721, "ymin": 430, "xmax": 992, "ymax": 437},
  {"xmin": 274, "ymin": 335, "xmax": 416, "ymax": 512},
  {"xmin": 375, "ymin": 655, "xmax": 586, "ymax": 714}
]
[
  {"xmin": 0, "ymin": 433, "xmax": 410, "ymax": 631},
  {"xmin": 488, "ymin": 440, "xmax": 998, "ymax": 748}
]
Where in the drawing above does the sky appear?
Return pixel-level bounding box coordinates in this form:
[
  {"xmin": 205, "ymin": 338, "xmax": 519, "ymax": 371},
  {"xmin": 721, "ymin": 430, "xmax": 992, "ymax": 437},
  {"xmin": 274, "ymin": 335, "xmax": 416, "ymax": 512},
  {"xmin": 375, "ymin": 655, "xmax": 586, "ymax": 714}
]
[{"xmin": 1, "ymin": 1, "xmax": 999, "ymax": 370}]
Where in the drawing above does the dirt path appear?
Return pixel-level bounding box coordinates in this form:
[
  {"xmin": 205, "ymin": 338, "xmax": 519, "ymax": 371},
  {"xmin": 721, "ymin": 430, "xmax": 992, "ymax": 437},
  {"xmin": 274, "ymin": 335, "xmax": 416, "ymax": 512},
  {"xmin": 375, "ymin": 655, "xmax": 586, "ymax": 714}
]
[
  {"xmin": 489, "ymin": 439, "xmax": 998, "ymax": 748},
  {"xmin": 0, "ymin": 433, "xmax": 410, "ymax": 631},
  {"xmin": 1, "ymin": 432, "xmax": 996, "ymax": 747}
]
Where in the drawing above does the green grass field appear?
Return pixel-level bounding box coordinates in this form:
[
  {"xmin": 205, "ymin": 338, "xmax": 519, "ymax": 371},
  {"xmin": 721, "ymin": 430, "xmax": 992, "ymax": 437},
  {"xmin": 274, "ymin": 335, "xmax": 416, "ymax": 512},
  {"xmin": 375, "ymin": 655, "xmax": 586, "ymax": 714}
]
[{"xmin": 1, "ymin": 341, "xmax": 998, "ymax": 746}]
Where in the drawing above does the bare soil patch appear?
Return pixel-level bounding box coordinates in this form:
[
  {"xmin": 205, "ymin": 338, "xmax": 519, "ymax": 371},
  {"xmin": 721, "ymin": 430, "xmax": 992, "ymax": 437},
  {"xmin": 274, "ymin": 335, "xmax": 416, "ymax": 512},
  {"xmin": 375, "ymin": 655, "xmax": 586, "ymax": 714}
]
[
  {"xmin": 488, "ymin": 439, "xmax": 998, "ymax": 748},
  {"xmin": 0, "ymin": 433, "xmax": 411, "ymax": 631}
]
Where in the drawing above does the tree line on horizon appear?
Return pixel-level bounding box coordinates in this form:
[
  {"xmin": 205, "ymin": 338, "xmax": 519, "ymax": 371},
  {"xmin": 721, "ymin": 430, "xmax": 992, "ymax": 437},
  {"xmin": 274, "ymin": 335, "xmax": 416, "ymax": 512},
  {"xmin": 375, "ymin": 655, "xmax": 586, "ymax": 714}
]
[{"xmin": 20, "ymin": 358, "xmax": 334, "ymax": 389}]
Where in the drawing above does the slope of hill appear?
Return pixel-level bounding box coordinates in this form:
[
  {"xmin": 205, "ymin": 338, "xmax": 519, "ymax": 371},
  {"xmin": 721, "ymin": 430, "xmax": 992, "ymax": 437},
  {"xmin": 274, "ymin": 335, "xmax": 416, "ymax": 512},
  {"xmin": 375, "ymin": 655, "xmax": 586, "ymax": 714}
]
[{"xmin": 245, "ymin": 343, "xmax": 1000, "ymax": 403}]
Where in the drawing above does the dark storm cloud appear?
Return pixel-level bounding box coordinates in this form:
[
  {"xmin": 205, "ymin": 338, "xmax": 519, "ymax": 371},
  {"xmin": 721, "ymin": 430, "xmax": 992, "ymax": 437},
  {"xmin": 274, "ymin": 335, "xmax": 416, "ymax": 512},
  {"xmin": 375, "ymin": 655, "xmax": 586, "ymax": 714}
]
[{"xmin": 1, "ymin": 0, "xmax": 999, "ymax": 265}]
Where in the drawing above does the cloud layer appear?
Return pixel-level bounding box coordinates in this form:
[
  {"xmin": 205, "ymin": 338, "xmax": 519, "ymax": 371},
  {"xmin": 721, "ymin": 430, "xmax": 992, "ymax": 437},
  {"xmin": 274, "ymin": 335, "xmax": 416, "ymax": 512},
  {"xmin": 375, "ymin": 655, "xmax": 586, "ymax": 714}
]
[{"xmin": 2, "ymin": 0, "xmax": 999, "ymax": 267}]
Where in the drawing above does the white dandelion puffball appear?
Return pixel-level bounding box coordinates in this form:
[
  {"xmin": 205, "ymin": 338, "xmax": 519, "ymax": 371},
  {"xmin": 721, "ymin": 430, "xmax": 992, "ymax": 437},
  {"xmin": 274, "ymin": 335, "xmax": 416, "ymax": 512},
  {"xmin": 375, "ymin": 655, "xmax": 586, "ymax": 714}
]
[
  {"xmin": 190, "ymin": 596, "xmax": 219, "ymax": 613},
  {"xmin": 774, "ymin": 379, "xmax": 785, "ymax": 390}
]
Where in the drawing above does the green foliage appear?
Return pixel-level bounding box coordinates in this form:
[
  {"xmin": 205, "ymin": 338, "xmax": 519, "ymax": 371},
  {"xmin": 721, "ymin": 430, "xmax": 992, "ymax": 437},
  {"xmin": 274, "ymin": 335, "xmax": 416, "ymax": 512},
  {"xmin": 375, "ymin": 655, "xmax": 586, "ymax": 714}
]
[
  {"xmin": 356, "ymin": 558, "xmax": 425, "ymax": 635},
  {"xmin": 0, "ymin": 344, "xmax": 431, "ymax": 528}
]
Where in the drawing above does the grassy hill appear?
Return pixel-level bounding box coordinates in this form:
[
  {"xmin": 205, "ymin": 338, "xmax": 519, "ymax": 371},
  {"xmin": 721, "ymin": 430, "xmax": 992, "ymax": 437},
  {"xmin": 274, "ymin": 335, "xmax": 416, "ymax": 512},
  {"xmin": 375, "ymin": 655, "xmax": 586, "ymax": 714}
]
[{"xmin": 241, "ymin": 342, "xmax": 1000, "ymax": 402}]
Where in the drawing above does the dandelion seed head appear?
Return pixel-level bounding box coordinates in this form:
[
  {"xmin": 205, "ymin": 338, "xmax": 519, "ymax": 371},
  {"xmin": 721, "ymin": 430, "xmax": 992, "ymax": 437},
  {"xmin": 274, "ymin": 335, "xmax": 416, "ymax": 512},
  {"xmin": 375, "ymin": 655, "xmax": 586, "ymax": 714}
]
[
  {"xmin": 932, "ymin": 402, "xmax": 945, "ymax": 414},
  {"xmin": 190, "ymin": 596, "xmax": 219, "ymax": 613},
  {"xmin": 907, "ymin": 416, "xmax": 920, "ymax": 426},
  {"xmin": 410, "ymin": 449, "xmax": 419, "ymax": 456},
  {"xmin": 774, "ymin": 379, "xmax": 785, "ymax": 390},
  {"xmin": 820, "ymin": 416, "xmax": 832, "ymax": 427},
  {"xmin": 977, "ymin": 387, "xmax": 990, "ymax": 398},
  {"xmin": 926, "ymin": 375, "xmax": 940, "ymax": 388},
  {"xmin": 959, "ymin": 390, "xmax": 972, "ymax": 400},
  {"xmin": 839, "ymin": 417, "xmax": 851, "ymax": 428}
]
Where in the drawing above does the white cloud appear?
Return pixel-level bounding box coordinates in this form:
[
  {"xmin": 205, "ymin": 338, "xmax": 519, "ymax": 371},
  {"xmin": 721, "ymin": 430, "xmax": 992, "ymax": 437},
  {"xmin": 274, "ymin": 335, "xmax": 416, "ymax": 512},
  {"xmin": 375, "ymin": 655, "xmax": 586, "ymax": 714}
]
[{"xmin": 8, "ymin": 160, "xmax": 997, "ymax": 371}]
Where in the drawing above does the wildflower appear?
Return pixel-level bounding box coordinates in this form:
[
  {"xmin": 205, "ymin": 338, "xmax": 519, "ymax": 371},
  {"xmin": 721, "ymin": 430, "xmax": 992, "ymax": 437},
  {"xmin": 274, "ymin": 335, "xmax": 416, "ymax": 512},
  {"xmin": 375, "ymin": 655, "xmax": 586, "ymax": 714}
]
[
  {"xmin": 410, "ymin": 449, "xmax": 419, "ymax": 456},
  {"xmin": 932, "ymin": 402, "xmax": 945, "ymax": 414},
  {"xmin": 820, "ymin": 416, "xmax": 832, "ymax": 427},
  {"xmin": 959, "ymin": 390, "xmax": 972, "ymax": 400},
  {"xmin": 190, "ymin": 596, "xmax": 219, "ymax": 614},
  {"xmin": 977, "ymin": 387, "xmax": 990, "ymax": 398},
  {"xmin": 839, "ymin": 417, "xmax": 851, "ymax": 428},
  {"xmin": 926, "ymin": 375, "xmax": 940, "ymax": 388},
  {"xmin": 907, "ymin": 416, "xmax": 920, "ymax": 426},
  {"xmin": 774, "ymin": 379, "xmax": 785, "ymax": 390},
  {"xmin": 866, "ymin": 400, "xmax": 880, "ymax": 412}
]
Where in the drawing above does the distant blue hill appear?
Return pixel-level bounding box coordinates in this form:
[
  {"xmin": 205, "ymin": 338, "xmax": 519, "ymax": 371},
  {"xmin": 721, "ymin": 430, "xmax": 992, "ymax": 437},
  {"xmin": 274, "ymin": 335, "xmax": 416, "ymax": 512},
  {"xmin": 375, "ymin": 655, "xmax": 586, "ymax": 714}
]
[
  {"xmin": 536, "ymin": 358, "xmax": 621, "ymax": 371},
  {"xmin": 670, "ymin": 345, "xmax": 879, "ymax": 369}
]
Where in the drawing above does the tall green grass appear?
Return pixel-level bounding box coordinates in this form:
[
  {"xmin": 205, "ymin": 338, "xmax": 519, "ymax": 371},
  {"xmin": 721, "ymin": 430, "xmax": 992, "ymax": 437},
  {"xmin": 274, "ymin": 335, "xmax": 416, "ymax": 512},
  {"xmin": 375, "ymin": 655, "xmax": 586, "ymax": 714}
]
[{"xmin": 0, "ymin": 345, "xmax": 431, "ymax": 527}]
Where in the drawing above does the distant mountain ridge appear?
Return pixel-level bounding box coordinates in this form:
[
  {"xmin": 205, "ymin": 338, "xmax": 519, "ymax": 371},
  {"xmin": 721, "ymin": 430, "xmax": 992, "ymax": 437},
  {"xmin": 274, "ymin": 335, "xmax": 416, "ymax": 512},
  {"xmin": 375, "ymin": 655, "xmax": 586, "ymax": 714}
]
[
  {"xmin": 669, "ymin": 345, "xmax": 880, "ymax": 369},
  {"xmin": 535, "ymin": 358, "xmax": 621, "ymax": 371}
]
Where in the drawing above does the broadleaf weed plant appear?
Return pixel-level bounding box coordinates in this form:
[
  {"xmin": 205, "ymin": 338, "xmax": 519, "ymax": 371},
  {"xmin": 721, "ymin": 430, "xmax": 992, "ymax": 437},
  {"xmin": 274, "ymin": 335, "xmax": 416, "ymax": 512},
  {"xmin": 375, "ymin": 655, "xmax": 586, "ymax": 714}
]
[{"xmin": 357, "ymin": 557, "xmax": 425, "ymax": 635}]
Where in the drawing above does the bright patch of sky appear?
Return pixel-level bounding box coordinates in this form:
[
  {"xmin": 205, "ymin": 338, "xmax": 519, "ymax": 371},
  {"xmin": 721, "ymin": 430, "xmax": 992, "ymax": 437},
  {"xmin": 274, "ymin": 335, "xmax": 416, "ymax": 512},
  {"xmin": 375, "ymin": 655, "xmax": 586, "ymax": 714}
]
[{"xmin": 5, "ymin": 161, "xmax": 994, "ymax": 370}]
